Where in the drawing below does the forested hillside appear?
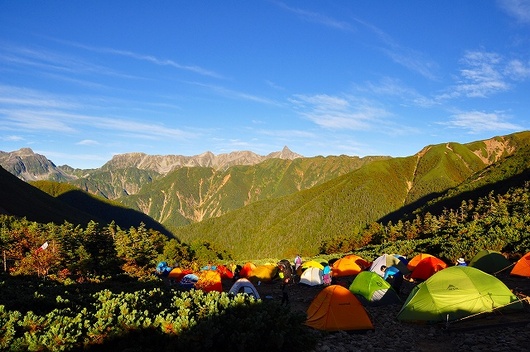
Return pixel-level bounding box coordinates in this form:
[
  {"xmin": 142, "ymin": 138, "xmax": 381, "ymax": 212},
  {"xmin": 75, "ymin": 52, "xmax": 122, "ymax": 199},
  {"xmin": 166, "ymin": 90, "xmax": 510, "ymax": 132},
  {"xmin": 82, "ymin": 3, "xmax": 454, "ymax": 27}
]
[
  {"xmin": 2, "ymin": 132, "xmax": 530, "ymax": 260},
  {"xmin": 173, "ymin": 132, "xmax": 530, "ymax": 259}
]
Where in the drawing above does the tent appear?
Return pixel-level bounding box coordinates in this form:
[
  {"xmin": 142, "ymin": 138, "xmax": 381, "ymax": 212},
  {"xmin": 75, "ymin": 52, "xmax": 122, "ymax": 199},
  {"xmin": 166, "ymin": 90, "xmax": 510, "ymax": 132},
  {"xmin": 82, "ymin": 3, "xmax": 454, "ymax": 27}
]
[
  {"xmin": 398, "ymin": 266, "xmax": 523, "ymax": 323},
  {"xmin": 305, "ymin": 285, "xmax": 374, "ymax": 331},
  {"xmin": 216, "ymin": 264, "xmax": 234, "ymax": 279},
  {"xmin": 510, "ymin": 252, "xmax": 530, "ymax": 277},
  {"xmin": 195, "ymin": 270, "xmax": 223, "ymax": 292},
  {"xmin": 331, "ymin": 254, "xmax": 370, "ymax": 277},
  {"xmin": 229, "ymin": 278, "xmax": 260, "ymax": 299},
  {"xmin": 469, "ymin": 250, "xmax": 512, "ymax": 274},
  {"xmin": 248, "ymin": 264, "xmax": 278, "ymax": 283},
  {"xmin": 410, "ymin": 256, "xmax": 447, "ymax": 281},
  {"xmin": 407, "ymin": 253, "xmax": 434, "ymax": 271},
  {"xmin": 156, "ymin": 261, "xmax": 172, "ymax": 276},
  {"xmin": 349, "ymin": 271, "xmax": 401, "ymax": 306},
  {"xmin": 299, "ymin": 267, "xmax": 323, "ymax": 286},
  {"xmin": 179, "ymin": 273, "xmax": 199, "ymax": 290},
  {"xmin": 239, "ymin": 262, "xmax": 256, "ymax": 278},
  {"xmin": 369, "ymin": 254, "xmax": 410, "ymax": 277},
  {"xmin": 167, "ymin": 267, "xmax": 193, "ymax": 282},
  {"xmin": 301, "ymin": 260, "xmax": 325, "ymax": 271}
]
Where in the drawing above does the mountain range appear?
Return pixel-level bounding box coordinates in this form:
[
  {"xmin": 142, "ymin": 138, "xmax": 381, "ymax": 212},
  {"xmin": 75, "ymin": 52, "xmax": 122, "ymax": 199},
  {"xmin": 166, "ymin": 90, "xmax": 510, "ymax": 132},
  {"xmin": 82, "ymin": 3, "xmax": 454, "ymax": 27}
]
[{"xmin": 2, "ymin": 131, "xmax": 530, "ymax": 259}]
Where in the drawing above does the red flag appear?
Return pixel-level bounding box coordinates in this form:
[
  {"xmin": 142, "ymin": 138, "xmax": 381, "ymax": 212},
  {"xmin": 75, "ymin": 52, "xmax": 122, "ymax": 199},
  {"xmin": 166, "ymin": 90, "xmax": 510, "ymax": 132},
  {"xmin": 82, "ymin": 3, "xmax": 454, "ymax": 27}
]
[{"xmin": 35, "ymin": 241, "xmax": 49, "ymax": 253}]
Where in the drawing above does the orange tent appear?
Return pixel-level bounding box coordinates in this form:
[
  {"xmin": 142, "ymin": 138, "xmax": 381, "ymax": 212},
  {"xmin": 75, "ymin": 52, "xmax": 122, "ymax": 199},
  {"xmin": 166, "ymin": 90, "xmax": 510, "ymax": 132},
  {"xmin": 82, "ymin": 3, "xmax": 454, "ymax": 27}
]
[
  {"xmin": 510, "ymin": 252, "xmax": 530, "ymax": 277},
  {"xmin": 167, "ymin": 267, "xmax": 193, "ymax": 282},
  {"xmin": 407, "ymin": 253, "xmax": 434, "ymax": 271},
  {"xmin": 306, "ymin": 285, "xmax": 374, "ymax": 331},
  {"xmin": 239, "ymin": 262, "xmax": 256, "ymax": 278},
  {"xmin": 216, "ymin": 265, "xmax": 234, "ymax": 279},
  {"xmin": 195, "ymin": 270, "xmax": 223, "ymax": 292},
  {"xmin": 331, "ymin": 254, "xmax": 370, "ymax": 277},
  {"xmin": 410, "ymin": 256, "xmax": 447, "ymax": 281}
]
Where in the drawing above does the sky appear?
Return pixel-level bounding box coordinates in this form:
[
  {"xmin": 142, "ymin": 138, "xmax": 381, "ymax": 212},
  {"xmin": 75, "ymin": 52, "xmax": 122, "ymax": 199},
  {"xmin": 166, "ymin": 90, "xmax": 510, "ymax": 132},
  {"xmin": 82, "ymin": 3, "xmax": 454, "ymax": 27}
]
[{"xmin": 1, "ymin": 1, "xmax": 530, "ymax": 169}]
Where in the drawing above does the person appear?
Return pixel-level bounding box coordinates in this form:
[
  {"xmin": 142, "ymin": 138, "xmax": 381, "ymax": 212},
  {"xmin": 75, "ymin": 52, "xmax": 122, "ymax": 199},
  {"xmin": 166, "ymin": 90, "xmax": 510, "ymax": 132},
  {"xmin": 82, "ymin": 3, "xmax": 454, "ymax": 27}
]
[
  {"xmin": 281, "ymin": 278, "xmax": 290, "ymax": 305},
  {"xmin": 456, "ymin": 258, "xmax": 467, "ymax": 266},
  {"xmin": 294, "ymin": 254, "xmax": 302, "ymax": 271},
  {"xmin": 383, "ymin": 265, "xmax": 403, "ymax": 293}
]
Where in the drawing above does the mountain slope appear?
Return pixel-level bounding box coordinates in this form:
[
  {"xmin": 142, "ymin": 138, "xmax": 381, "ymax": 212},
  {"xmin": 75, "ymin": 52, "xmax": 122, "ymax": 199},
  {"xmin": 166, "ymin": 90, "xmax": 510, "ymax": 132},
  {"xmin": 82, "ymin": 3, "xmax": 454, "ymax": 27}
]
[
  {"xmin": 0, "ymin": 166, "xmax": 96, "ymax": 225},
  {"xmin": 118, "ymin": 155, "xmax": 388, "ymax": 229},
  {"xmin": 172, "ymin": 132, "xmax": 530, "ymax": 259}
]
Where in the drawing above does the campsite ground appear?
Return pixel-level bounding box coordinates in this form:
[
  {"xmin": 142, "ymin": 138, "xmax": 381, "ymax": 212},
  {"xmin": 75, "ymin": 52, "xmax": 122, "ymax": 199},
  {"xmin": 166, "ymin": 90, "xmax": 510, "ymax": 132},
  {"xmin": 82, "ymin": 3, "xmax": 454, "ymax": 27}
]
[{"xmin": 224, "ymin": 272, "xmax": 530, "ymax": 352}]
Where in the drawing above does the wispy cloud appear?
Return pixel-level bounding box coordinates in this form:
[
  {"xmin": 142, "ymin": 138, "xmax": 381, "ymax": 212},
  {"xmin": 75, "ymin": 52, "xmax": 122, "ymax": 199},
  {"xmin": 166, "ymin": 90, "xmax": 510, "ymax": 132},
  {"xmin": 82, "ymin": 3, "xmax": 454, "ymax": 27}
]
[
  {"xmin": 275, "ymin": 2, "xmax": 355, "ymax": 31},
  {"xmin": 498, "ymin": 0, "xmax": 530, "ymax": 24},
  {"xmin": 353, "ymin": 18, "xmax": 439, "ymax": 80},
  {"xmin": 0, "ymin": 44, "xmax": 133, "ymax": 79},
  {"xmin": 0, "ymin": 85, "xmax": 197, "ymax": 140},
  {"xmin": 457, "ymin": 51, "xmax": 509, "ymax": 97},
  {"xmin": 289, "ymin": 94, "xmax": 389, "ymax": 130},
  {"xmin": 76, "ymin": 139, "xmax": 99, "ymax": 146},
  {"xmin": 360, "ymin": 77, "xmax": 438, "ymax": 108},
  {"xmin": 0, "ymin": 135, "xmax": 24, "ymax": 142},
  {"xmin": 505, "ymin": 59, "xmax": 530, "ymax": 80},
  {"xmin": 442, "ymin": 110, "xmax": 522, "ymax": 133},
  {"xmin": 435, "ymin": 50, "xmax": 530, "ymax": 101},
  {"xmin": 188, "ymin": 81, "xmax": 282, "ymax": 106},
  {"xmin": 60, "ymin": 40, "xmax": 224, "ymax": 79}
]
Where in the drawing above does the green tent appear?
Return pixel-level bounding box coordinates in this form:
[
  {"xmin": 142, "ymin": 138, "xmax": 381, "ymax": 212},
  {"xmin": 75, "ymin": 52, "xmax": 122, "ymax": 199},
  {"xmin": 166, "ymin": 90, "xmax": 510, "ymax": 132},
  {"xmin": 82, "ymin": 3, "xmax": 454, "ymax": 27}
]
[
  {"xmin": 469, "ymin": 249, "xmax": 512, "ymax": 274},
  {"xmin": 397, "ymin": 266, "xmax": 522, "ymax": 323},
  {"xmin": 349, "ymin": 271, "xmax": 401, "ymax": 306}
]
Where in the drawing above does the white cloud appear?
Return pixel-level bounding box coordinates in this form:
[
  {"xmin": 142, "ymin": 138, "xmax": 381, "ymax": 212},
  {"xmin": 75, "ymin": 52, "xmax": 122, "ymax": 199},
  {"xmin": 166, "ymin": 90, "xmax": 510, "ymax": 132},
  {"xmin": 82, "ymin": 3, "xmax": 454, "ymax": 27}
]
[
  {"xmin": 77, "ymin": 139, "xmax": 99, "ymax": 146},
  {"xmin": 289, "ymin": 94, "xmax": 389, "ymax": 130},
  {"xmin": 0, "ymin": 135, "xmax": 24, "ymax": 142},
  {"xmin": 59, "ymin": 40, "xmax": 224, "ymax": 79},
  {"xmin": 0, "ymin": 86, "xmax": 197, "ymax": 140},
  {"xmin": 353, "ymin": 18, "xmax": 439, "ymax": 80},
  {"xmin": 188, "ymin": 82, "xmax": 282, "ymax": 106},
  {"xmin": 443, "ymin": 110, "xmax": 522, "ymax": 133},
  {"xmin": 276, "ymin": 2, "xmax": 355, "ymax": 32},
  {"xmin": 505, "ymin": 59, "xmax": 530, "ymax": 80},
  {"xmin": 498, "ymin": 0, "xmax": 530, "ymax": 24},
  {"xmin": 457, "ymin": 51, "xmax": 509, "ymax": 97}
]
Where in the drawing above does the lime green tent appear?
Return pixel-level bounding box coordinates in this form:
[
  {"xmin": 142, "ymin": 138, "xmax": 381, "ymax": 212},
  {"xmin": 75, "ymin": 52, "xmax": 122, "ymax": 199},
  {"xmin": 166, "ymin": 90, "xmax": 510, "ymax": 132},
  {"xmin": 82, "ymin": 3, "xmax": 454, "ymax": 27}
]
[
  {"xmin": 397, "ymin": 266, "xmax": 522, "ymax": 323},
  {"xmin": 469, "ymin": 249, "xmax": 512, "ymax": 274},
  {"xmin": 349, "ymin": 271, "xmax": 401, "ymax": 306}
]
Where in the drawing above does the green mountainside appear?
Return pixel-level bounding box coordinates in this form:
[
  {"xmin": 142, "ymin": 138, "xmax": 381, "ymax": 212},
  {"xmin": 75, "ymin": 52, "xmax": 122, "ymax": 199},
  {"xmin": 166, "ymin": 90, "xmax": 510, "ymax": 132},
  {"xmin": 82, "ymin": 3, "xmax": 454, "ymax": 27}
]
[
  {"xmin": 117, "ymin": 155, "xmax": 386, "ymax": 229},
  {"xmin": 2, "ymin": 131, "xmax": 530, "ymax": 260},
  {"xmin": 172, "ymin": 132, "xmax": 530, "ymax": 259}
]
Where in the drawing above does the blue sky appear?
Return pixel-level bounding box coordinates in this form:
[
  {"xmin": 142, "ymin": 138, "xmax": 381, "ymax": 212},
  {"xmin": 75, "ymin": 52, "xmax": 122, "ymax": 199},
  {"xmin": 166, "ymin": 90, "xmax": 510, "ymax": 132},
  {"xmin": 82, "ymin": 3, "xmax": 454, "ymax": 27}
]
[{"xmin": 1, "ymin": 1, "xmax": 530, "ymax": 169}]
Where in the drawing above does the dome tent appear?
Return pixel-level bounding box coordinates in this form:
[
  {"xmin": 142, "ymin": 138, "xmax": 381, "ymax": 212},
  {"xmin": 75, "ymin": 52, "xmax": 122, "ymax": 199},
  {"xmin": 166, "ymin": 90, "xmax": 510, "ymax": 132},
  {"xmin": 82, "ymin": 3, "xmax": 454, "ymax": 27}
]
[
  {"xmin": 305, "ymin": 285, "xmax": 374, "ymax": 331},
  {"xmin": 510, "ymin": 252, "xmax": 530, "ymax": 277},
  {"xmin": 299, "ymin": 267, "xmax": 323, "ymax": 286},
  {"xmin": 331, "ymin": 254, "xmax": 370, "ymax": 277},
  {"xmin": 398, "ymin": 266, "xmax": 523, "ymax": 323},
  {"xmin": 229, "ymin": 278, "xmax": 260, "ymax": 299},
  {"xmin": 349, "ymin": 271, "xmax": 401, "ymax": 306},
  {"xmin": 369, "ymin": 253, "xmax": 410, "ymax": 277},
  {"xmin": 410, "ymin": 256, "xmax": 447, "ymax": 281},
  {"xmin": 407, "ymin": 253, "xmax": 434, "ymax": 271},
  {"xmin": 469, "ymin": 249, "xmax": 512, "ymax": 274}
]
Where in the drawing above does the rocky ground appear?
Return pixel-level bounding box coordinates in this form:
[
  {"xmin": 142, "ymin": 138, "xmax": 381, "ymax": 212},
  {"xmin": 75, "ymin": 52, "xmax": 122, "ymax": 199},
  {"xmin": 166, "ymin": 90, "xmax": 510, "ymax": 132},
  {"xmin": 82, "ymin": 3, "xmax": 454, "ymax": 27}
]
[{"xmin": 247, "ymin": 272, "xmax": 530, "ymax": 352}]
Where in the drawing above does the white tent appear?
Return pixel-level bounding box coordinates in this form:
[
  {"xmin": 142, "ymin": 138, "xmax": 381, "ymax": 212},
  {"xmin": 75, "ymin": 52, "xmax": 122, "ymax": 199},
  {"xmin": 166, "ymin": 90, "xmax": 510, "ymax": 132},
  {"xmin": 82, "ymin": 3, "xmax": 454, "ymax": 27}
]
[
  {"xmin": 228, "ymin": 278, "xmax": 260, "ymax": 299},
  {"xmin": 299, "ymin": 267, "xmax": 324, "ymax": 286}
]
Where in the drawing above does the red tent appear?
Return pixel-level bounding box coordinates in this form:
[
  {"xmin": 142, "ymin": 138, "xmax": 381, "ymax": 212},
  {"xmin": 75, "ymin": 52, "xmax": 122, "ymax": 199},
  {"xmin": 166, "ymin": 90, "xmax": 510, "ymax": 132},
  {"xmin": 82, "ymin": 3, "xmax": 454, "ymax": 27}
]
[
  {"xmin": 510, "ymin": 252, "xmax": 530, "ymax": 277},
  {"xmin": 410, "ymin": 256, "xmax": 447, "ymax": 281},
  {"xmin": 239, "ymin": 262, "xmax": 256, "ymax": 278}
]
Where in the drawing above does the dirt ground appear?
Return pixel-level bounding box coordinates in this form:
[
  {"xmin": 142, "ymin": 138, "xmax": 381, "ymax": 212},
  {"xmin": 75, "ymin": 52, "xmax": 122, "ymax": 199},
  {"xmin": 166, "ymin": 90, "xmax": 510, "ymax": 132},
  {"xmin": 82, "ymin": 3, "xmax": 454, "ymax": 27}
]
[{"xmin": 223, "ymin": 271, "xmax": 530, "ymax": 351}]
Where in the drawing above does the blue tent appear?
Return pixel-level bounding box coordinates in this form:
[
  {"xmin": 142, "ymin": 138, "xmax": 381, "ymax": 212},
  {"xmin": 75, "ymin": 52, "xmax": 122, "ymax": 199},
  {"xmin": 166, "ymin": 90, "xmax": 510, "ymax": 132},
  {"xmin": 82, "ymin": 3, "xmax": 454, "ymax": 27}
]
[{"xmin": 179, "ymin": 273, "xmax": 199, "ymax": 290}]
